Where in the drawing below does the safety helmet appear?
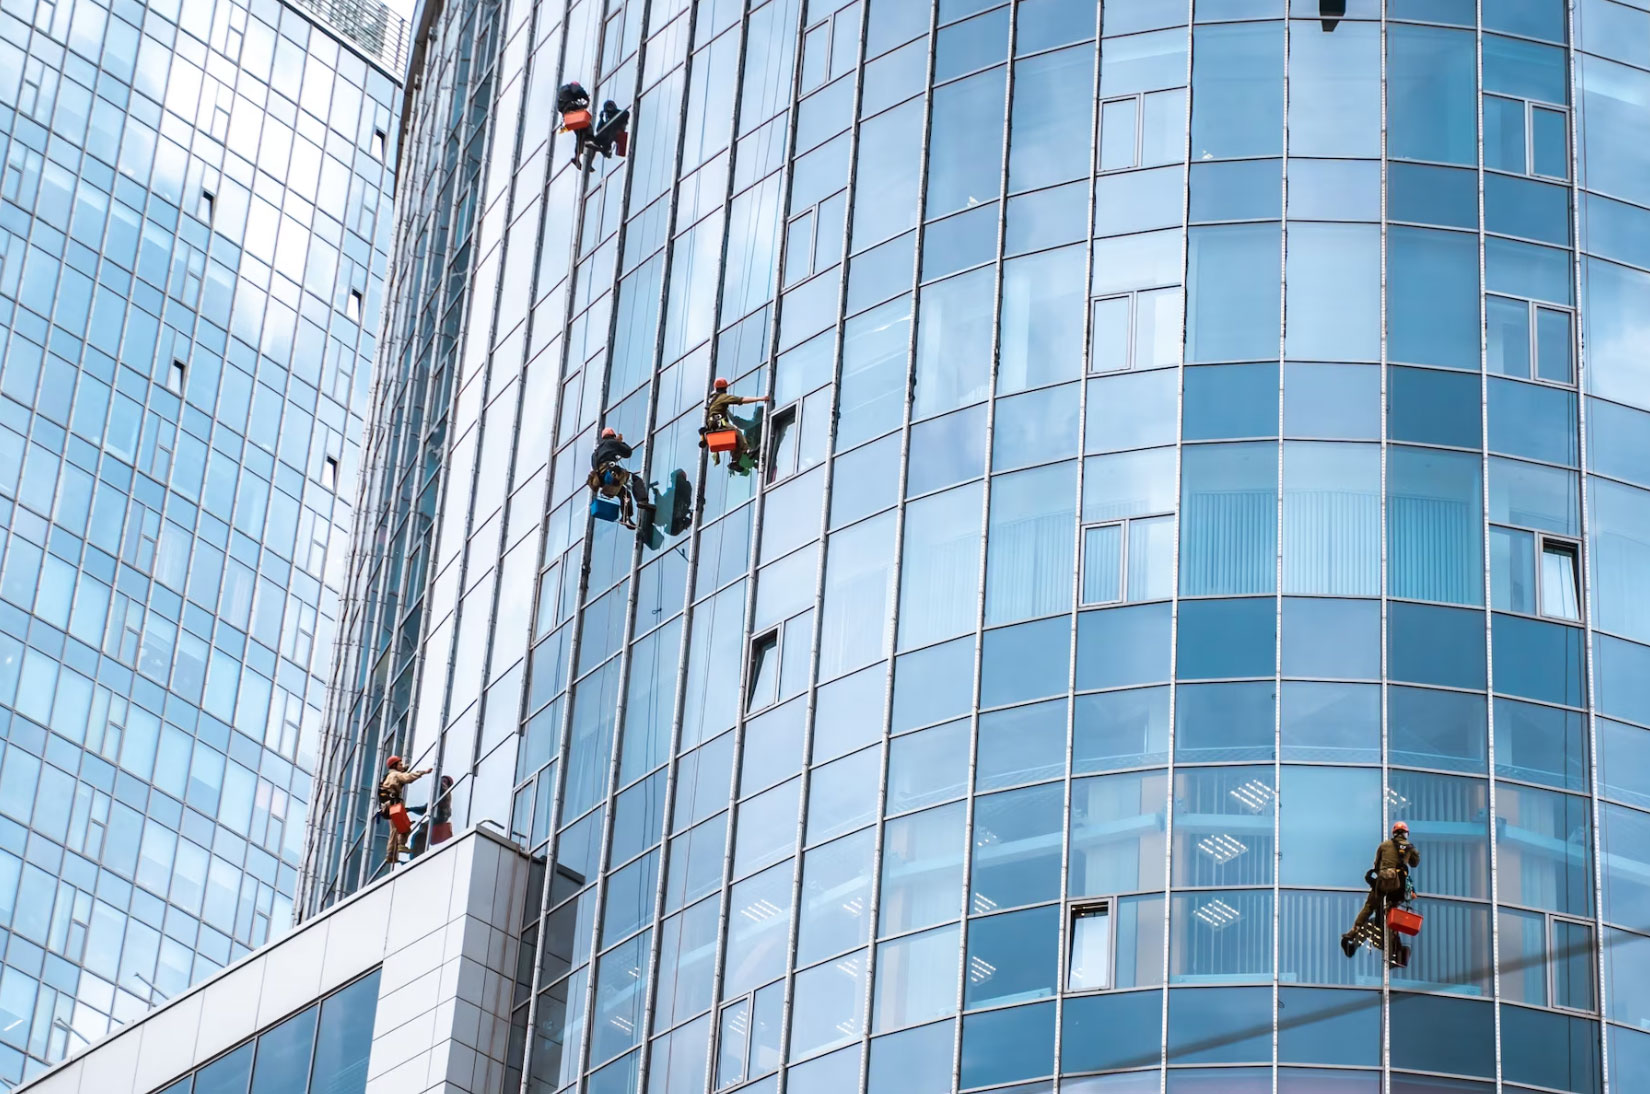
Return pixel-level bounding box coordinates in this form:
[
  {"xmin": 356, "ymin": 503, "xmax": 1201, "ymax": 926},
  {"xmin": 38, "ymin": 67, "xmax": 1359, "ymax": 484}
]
[
  {"xmin": 1392, "ymin": 821, "xmax": 1409, "ymax": 834},
  {"xmin": 601, "ymin": 427, "xmax": 617, "ymax": 438},
  {"xmin": 386, "ymin": 755, "xmax": 403, "ymax": 769},
  {"xmin": 714, "ymin": 377, "xmax": 729, "ymax": 390}
]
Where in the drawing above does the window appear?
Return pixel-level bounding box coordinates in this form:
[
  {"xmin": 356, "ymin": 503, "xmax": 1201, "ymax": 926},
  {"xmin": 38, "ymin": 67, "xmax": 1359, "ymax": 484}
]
[
  {"xmin": 1487, "ymin": 294, "xmax": 1574, "ymax": 383},
  {"xmin": 1089, "ymin": 287, "xmax": 1182, "ymax": 373},
  {"xmin": 371, "ymin": 128, "xmax": 386, "ymax": 159},
  {"xmin": 766, "ymin": 404, "xmax": 799, "ymax": 483},
  {"xmin": 1484, "ymin": 94, "xmax": 1568, "ymax": 179},
  {"xmin": 1098, "ymin": 89, "xmax": 1186, "ymax": 172},
  {"xmin": 1081, "ymin": 515, "xmax": 1174, "ymax": 604},
  {"xmin": 1501, "ymin": 909, "xmax": 1596, "ymax": 1010},
  {"xmin": 1492, "ymin": 527, "xmax": 1582, "ymax": 621},
  {"xmin": 322, "ymin": 455, "xmax": 339, "ymax": 490},
  {"xmin": 1067, "ymin": 902, "xmax": 1112, "ymax": 991},
  {"xmin": 198, "ymin": 190, "xmax": 215, "ymax": 223},
  {"xmin": 747, "ymin": 630, "xmax": 779, "ymax": 712},
  {"xmin": 169, "ymin": 358, "xmax": 186, "ymax": 393},
  {"xmin": 347, "ymin": 288, "xmax": 364, "ymax": 322}
]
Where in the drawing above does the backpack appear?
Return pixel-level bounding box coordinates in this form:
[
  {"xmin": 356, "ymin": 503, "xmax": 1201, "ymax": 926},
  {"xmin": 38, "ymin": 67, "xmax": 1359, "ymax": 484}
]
[{"xmin": 377, "ymin": 777, "xmax": 401, "ymax": 817}]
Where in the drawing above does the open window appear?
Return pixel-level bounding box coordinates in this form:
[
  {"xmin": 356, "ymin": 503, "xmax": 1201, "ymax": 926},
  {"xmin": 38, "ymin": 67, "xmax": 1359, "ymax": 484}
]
[
  {"xmin": 1066, "ymin": 901, "xmax": 1113, "ymax": 992},
  {"xmin": 1081, "ymin": 515, "xmax": 1175, "ymax": 605},
  {"xmin": 1492, "ymin": 527, "xmax": 1581, "ymax": 623},
  {"xmin": 198, "ymin": 190, "xmax": 215, "ymax": 223},
  {"xmin": 746, "ymin": 630, "xmax": 779, "ymax": 712},
  {"xmin": 765, "ymin": 404, "xmax": 799, "ymax": 484},
  {"xmin": 347, "ymin": 288, "xmax": 364, "ymax": 323},
  {"xmin": 1089, "ymin": 286, "xmax": 1182, "ymax": 373},
  {"xmin": 322, "ymin": 455, "xmax": 340, "ymax": 491},
  {"xmin": 371, "ymin": 128, "xmax": 387, "ymax": 160},
  {"xmin": 169, "ymin": 358, "xmax": 187, "ymax": 394}
]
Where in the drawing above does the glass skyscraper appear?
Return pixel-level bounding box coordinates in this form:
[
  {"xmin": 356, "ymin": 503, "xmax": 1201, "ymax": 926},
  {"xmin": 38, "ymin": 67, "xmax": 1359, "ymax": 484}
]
[
  {"xmin": 0, "ymin": 0, "xmax": 402, "ymax": 1081},
  {"xmin": 306, "ymin": 0, "xmax": 1650, "ymax": 1091}
]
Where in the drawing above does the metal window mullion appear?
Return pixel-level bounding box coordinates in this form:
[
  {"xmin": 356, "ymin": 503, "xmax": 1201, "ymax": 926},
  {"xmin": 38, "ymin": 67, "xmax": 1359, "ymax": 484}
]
[
  {"xmin": 772, "ymin": 4, "xmax": 876, "ymax": 1089},
  {"xmin": 1159, "ymin": 5, "xmax": 1196, "ymax": 1085},
  {"xmin": 1273, "ymin": 15, "xmax": 1291, "ymax": 1089},
  {"xmin": 621, "ymin": 2, "xmax": 723, "ymax": 1089},
  {"xmin": 696, "ymin": 1, "xmax": 811, "ymax": 1090},
  {"xmin": 1053, "ymin": 5, "xmax": 1106, "ymax": 1088},
  {"xmin": 842, "ymin": 0, "xmax": 940, "ymax": 1086},
  {"xmin": 951, "ymin": 2, "xmax": 1019, "ymax": 1088},
  {"xmin": 510, "ymin": 0, "xmax": 608, "ymax": 1085},
  {"xmin": 1474, "ymin": 6, "xmax": 1510, "ymax": 1088},
  {"xmin": 1566, "ymin": 0, "xmax": 1611, "ymax": 1081},
  {"xmin": 1377, "ymin": 3, "xmax": 1393, "ymax": 1081}
]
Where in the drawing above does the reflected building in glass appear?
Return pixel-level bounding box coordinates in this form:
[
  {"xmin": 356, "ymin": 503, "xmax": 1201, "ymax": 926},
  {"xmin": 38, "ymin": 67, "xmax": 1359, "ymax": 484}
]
[
  {"xmin": 306, "ymin": 0, "xmax": 1650, "ymax": 1091},
  {"xmin": 0, "ymin": 0, "xmax": 403, "ymax": 1083}
]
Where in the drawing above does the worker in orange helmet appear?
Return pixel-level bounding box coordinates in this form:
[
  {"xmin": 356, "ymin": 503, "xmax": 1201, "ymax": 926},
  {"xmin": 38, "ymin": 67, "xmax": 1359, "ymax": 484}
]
[{"xmin": 701, "ymin": 377, "xmax": 770, "ymax": 466}]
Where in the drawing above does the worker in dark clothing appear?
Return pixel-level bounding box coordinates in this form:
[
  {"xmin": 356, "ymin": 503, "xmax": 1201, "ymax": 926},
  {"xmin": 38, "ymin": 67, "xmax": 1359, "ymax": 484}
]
[
  {"xmin": 701, "ymin": 377, "xmax": 771, "ymax": 466},
  {"xmin": 589, "ymin": 427, "xmax": 639, "ymax": 528},
  {"xmin": 558, "ymin": 82, "xmax": 595, "ymax": 170},
  {"xmin": 1342, "ymin": 821, "xmax": 1420, "ymax": 957},
  {"xmin": 587, "ymin": 100, "xmax": 630, "ymax": 163}
]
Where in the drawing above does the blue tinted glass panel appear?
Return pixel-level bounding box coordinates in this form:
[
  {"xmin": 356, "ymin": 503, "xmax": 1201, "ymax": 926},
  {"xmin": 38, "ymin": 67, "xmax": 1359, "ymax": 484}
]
[
  {"xmin": 965, "ymin": 905, "xmax": 1059, "ymax": 1007},
  {"xmin": 1087, "ymin": 369, "xmax": 1179, "ymax": 452},
  {"xmin": 1176, "ymin": 682, "xmax": 1275, "ymax": 762},
  {"xmin": 310, "ymin": 970, "xmax": 381, "ymax": 1094},
  {"xmin": 1191, "ymin": 22, "xmax": 1283, "ymax": 159},
  {"xmin": 250, "ymin": 1007, "xmax": 317, "ymax": 1094},
  {"xmin": 1172, "ymin": 768, "xmax": 1275, "ymax": 887},
  {"xmin": 1492, "ymin": 613, "xmax": 1586, "ymax": 708},
  {"xmin": 1596, "ymin": 634, "xmax": 1650, "ymax": 732},
  {"xmin": 981, "ymin": 617, "xmax": 1072, "ymax": 708},
  {"xmin": 1286, "ymin": 159, "xmax": 1381, "ymax": 222},
  {"xmin": 1180, "ymin": 443, "xmax": 1278, "ymax": 596},
  {"xmin": 1189, "ymin": 159, "xmax": 1282, "ymax": 222},
  {"xmin": 1488, "ymin": 379, "xmax": 1578, "ymax": 466},
  {"xmin": 976, "ymin": 700, "xmax": 1067, "ymax": 790},
  {"xmin": 960, "ymin": 1002, "xmax": 1056, "ymax": 1088},
  {"xmin": 1277, "ymin": 987, "xmax": 1381, "ymax": 1067},
  {"xmin": 908, "ymin": 405, "xmax": 988, "ymax": 495},
  {"xmin": 1177, "ymin": 598, "xmax": 1276, "ymax": 679},
  {"xmin": 1388, "ymin": 163, "xmax": 1479, "ymax": 229},
  {"xmin": 973, "ymin": 784, "xmax": 1064, "ymax": 908},
  {"xmin": 194, "ymin": 1043, "xmax": 254, "ymax": 1094},
  {"xmin": 1485, "ymin": 0, "xmax": 1567, "ymax": 42},
  {"xmin": 993, "ymin": 384, "xmax": 1080, "ymax": 470},
  {"xmin": 1167, "ymin": 987, "xmax": 1273, "ymax": 1062},
  {"xmin": 1388, "ymin": 25, "xmax": 1478, "ymax": 164},
  {"xmin": 1389, "ymin": 603, "xmax": 1487, "ymax": 689},
  {"xmin": 1279, "ymin": 767, "xmax": 1381, "ymax": 889},
  {"xmin": 1186, "ymin": 224, "xmax": 1282, "ymax": 363},
  {"xmin": 1496, "ymin": 697, "xmax": 1588, "ymax": 792},
  {"xmin": 1009, "ymin": 48, "xmax": 1095, "ymax": 192},
  {"xmin": 1007, "ymin": 180, "xmax": 1090, "ymax": 253},
  {"xmin": 1588, "ymin": 397, "xmax": 1650, "ymax": 489},
  {"xmin": 1076, "ymin": 604, "xmax": 1171, "ymax": 690},
  {"xmin": 1282, "ymin": 442, "xmax": 1381, "ymax": 597},
  {"xmin": 1070, "ymin": 770, "xmax": 1170, "ymax": 895},
  {"xmin": 869, "ymin": 1021, "xmax": 954, "ymax": 1094},
  {"xmin": 1484, "ymin": 174, "xmax": 1570, "ymax": 247},
  {"xmin": 1501, "ymin": 1007, "xmax": 1600, "ymax": 1094},
  {"xmin": 1484, "ymin": 34, "xmax": 1569, "ymax": 105},
  {"xmin": 1388, "ymin": 366, "xmax": 1482, "ymax": 448},
  {"xmin": 1281, "ymin": 598, "xmax": 1380, "ymax": 678},
  {"xmin": 1486, "ymin": 236, "xmax": 1574, "ymax": 306},
  {"xmin": 1281, "ymin": 682, "xmax": 1381, "ymax": 763},
  {"xmin": 1389, "ymin": 686, "xmax": 1488, "ymax": 774},
  {"xmin": 1183, "ymin": 364, "xmax": 1278, "ymax": 441},
  {"xmin": 1073, "ymin": 686, "xmax": 1170, "ymax": 772},
  {"xmin": 1287, "ymin": 223, "xmax": 1381, "ymax": 361},
  {"xmin": 1600, "ymin": 717, "xmax": 1650, "ymax": 810},
  {"xmin": 1388, "ymin": 227, "xmax": 1480, "ymax": 369},
  {"xmin": 1492, "ymin": 456, "xmax": 1580, "ymax": 536},
  {"xmin": 1282, "ymin": 364, "xmax": 1381, "ymax": 440},
  {"xmin": 1388, "ymin": 446, "xmax": 1484, "ymax": 605},
  {"xmin": 1389, "ymin": 772, "xmax": 1492, "ymax": 901},
  {"xmin": 1603, "ymin": 801, "xmax": 1650, "ymax": 931},
  {"xmin": 1062, "ymin": 991, "xmax": 1164, "ymax": 1074},
  {"xmin": 892, "ymin": 637, "xmax": 975, "ymax": 732},
  {"xmin": 922, "ymin": 202, "xmax": 998, "ymax": 282},
  {"xmin": 888, "ymin": 720, "xmax": 971, "ymax": 813},
  {"xmin": 1287, "ymin": 20, "xmax": 1380, "ymax": 158}
]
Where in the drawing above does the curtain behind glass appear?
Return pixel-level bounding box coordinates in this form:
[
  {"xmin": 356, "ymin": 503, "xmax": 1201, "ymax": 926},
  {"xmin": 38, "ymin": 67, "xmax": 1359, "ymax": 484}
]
[
  {"xmin": 1282, "ymin": 442, "xmax": 1380, "ymax": 596},
  {"xmin": 1387, "ymin": 445, "xmax": 1483, "ymax": 605},
  {"xmin": 1180, "ymin": 443, "xmax": 1277, "ymax": 596}
]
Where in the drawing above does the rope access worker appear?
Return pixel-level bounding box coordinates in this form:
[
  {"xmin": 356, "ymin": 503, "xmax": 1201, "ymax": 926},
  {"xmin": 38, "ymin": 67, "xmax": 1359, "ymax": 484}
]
[
  {"xmin": 701, "ymin": 378, "xmax": 771, "ymax": 466},
  {"xmin": 558, "ymin": 82, "xmax": 595, "ymax": 170},
  {"xmin": 589, "ymin": 427, "xmax": 639, "ymax": 528},
  {"xmin": 379, "ymin": 755, "xmax": 432, "ymax": 868},
  {"xmin": 1342, "ymin": 820, "xmax": 1420, "ymax": 958}
]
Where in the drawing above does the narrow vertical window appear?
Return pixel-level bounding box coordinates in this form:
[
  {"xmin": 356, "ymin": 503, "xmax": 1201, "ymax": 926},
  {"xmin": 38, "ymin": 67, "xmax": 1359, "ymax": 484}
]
[
  {"xmin": 1089, "ymin": 295, "xmax": 1130, "ymax": 373},
  {"xmin": 1540, "ymin": 541, "xmax": 1580, "ymax": 621},
  {"xmin": 783, "ymin": 210, "xmax": 815, "ymax": 288},
  {"xmin": 347, "ymin": 288, "xmax": 364, "ymax": 322},
  {"xmin": 1081, "ymin": 524, "xmax": 1123, "ymax": 605},
  {"xmin": 747, "ymin": 631, "xmax": 779, "ymax": 712},
  {"xmin": 1067, "ymin": 902, "xmax": 1112, "ymax": 991},
  {"xmin": 1099, "ymin": 97, "xmax": 1138, "ymax": 171},
  {"xmin": 766, "ymin": 405, "xmax": 798, "ymax": 484},
  {"xmin": 199, "ymin": 190, "xmax": 215, "ymax": 223},
  {"xmin": 1535, "ymin": 306, "xmax": 1573, "ymax": 384},
  {"xmin": 322, "ymin": 456, "xmax": 339, "ymax": 491},
  {"xmin": 371, "ymin": 129, "xmax": 387, "ymax": 160},
  {"xmin": 169, "ymin": 359, "xmax": 187, "ymax": 393}
]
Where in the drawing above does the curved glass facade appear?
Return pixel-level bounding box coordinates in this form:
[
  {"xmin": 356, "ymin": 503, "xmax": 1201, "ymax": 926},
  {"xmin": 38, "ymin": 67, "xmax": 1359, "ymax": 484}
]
[
  {"xmin": 0, "ymin": 0, "xmax": 401, "ymax": 1083},
  {"xmin": 311, "ymin": 0, "xmax": 1650, "ymax": 1090}
]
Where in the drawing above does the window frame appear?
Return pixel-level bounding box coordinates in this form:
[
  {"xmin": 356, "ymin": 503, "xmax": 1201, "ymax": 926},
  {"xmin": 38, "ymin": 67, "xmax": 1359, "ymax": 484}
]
[
  {"xmin": 1484, "ymin": 92, "xmax": 1569, "ymax": 181},
  {"xmin": 1486, "ymin": 293, "xmax": 1575, "ymax": 386},
  {"xmin": 746, "ymin": 628, "xmax": 781, "ymax": 713},
  {"xmin": 1064, "ymin": 898, "xmax": 1115, "ymax": 993},
  {"xmin": 765, "ymin": 401, "xmax": 801, "ymax": 484},
  {"xmin": 1537, "ymin": 537, "xmax": 1581, "ymax": 623},
  {"xmin": 1088, "ymin": 286, "xmax": 1182, "ymax": 374},
  {"xmin": 1079, "ymin": 514, "xmax": 1174, "ymax": 606},
  {"xmin": 169, "ymin": 358, "xmax": 187, "ymax": 393}
]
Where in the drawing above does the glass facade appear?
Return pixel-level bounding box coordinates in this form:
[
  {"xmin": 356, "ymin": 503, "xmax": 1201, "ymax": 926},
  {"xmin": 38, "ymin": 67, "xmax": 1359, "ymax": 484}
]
[
  {"xmin": 0, "ymin": 0, "xmax": 401, "ymax": 1083},
  {"xmin": 308, "ymin": 0, "xmax": 1650, "ymax": 1090}
]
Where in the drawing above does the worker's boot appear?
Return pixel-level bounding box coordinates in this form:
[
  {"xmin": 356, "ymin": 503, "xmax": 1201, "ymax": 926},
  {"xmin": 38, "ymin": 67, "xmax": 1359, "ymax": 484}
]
[{"xmin": 1340, "ymin": 932, "xmax": 1358, "ymax": 958}]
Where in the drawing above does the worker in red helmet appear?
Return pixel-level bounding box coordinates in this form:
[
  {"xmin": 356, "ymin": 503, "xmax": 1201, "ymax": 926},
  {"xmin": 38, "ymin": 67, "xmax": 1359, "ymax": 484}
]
[
  {"xmin": 378, "ymin": 755, "xmax": 432, "ymax": 868},
  {"xmin": 701, "ymin": 377, "xmax": 771, "ymax": 466},
  {"xmin": 1342, "ymin": 819, "xmax": 1420, "ymax": 958},
  {"xmin": 589, "ymin": 426, "xmax": 639, "ymax": 528}
]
